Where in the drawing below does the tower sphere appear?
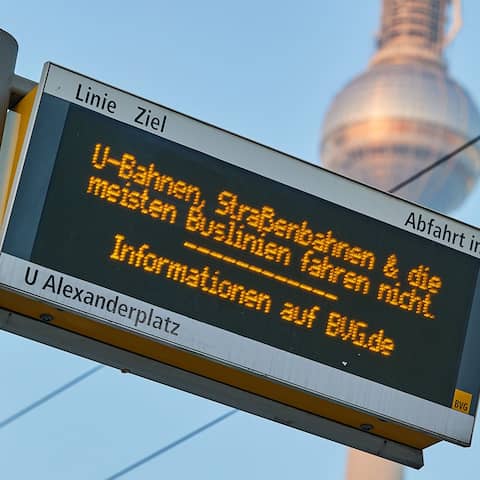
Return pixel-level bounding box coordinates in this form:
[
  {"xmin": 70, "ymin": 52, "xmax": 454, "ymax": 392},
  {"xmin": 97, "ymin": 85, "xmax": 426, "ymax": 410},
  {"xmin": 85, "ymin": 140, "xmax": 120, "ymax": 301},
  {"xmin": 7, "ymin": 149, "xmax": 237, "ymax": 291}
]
[{"xmin": 321, "ymin": 0, "xmax": 480, "ymax": 212}]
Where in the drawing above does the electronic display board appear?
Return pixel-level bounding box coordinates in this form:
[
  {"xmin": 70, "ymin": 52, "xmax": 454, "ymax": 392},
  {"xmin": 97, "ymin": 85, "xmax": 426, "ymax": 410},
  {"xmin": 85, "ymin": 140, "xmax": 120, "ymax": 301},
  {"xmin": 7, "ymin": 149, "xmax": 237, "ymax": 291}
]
[{"xmin": 1, "ymin": 64, "xmax": 480, "ymax": 465}]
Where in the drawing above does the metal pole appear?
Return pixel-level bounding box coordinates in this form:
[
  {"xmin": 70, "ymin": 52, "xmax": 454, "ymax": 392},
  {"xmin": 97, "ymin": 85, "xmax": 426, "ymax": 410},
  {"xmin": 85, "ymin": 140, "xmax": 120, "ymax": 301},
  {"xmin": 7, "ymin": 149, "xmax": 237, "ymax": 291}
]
[{"xmin": 0, "ymin": 29, "xmax": 18, "ymax": 142}]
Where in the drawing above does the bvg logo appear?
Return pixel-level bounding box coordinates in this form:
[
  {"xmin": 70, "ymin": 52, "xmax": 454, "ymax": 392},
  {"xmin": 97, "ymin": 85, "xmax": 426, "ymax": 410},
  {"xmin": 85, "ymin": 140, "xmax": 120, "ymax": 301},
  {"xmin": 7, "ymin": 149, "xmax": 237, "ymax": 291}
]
[
  {"xmin": 452, "ymin": 389, "xmax": 472, "ymax": 414},
  {"xmin": 454, "ymin": 399, "xmax": 469, "ymax": 412}
]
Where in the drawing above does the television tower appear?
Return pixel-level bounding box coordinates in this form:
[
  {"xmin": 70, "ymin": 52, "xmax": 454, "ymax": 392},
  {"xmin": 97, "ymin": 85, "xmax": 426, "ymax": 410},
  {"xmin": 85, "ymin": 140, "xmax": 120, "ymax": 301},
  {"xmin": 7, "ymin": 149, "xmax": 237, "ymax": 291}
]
[
  {"xmin": 320, "ymin": 0, "xmax": 479, "ymax": 478},
  {"xmin": 321, "ymin": 0, "xmax": 480, "ymax": 213}
]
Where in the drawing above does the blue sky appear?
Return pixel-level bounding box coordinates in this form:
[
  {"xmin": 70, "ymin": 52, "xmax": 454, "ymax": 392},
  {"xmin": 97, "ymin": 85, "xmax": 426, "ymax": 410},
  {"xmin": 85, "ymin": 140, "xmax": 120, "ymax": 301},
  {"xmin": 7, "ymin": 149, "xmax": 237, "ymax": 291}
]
[{"xmin": 1, "ymin": 1, "xmax": 480, "ymax": 478}]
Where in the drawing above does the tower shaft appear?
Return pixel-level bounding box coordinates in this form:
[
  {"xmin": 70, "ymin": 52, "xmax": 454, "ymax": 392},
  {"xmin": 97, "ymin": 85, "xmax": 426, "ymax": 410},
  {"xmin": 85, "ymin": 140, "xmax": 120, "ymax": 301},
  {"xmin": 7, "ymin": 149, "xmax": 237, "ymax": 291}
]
[{"xmin": 373, "ymin": 0, "xmax": 449, "ymax": 66}]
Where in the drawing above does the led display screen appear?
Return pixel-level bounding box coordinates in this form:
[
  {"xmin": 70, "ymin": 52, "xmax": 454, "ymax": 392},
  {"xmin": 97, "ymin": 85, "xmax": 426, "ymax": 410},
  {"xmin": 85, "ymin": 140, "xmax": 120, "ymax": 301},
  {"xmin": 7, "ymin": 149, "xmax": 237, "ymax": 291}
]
[{"xmin": 3, "ymin": 90, "xmax": 480, "ymax": 411}]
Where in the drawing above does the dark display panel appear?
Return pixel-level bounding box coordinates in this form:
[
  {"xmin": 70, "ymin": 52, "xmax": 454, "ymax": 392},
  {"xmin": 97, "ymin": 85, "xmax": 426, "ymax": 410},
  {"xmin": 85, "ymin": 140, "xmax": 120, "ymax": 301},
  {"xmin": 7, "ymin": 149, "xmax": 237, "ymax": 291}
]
[{"xmin": 4, "ymin": 94, "xmax": 479, "ymax": 407}]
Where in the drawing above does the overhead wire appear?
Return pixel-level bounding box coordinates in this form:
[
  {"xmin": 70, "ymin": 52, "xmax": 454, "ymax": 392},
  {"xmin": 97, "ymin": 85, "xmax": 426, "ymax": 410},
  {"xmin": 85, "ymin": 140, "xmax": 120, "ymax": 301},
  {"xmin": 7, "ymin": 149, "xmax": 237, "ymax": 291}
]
[
  {"xmin": 388, "ymin": 134, "xmax": 480, "ymax": 193},
  {"xmin": 104, "ymin": 409, "xmax": 238, "ymax": 480},
  {"xmin": 0, "ymin": 364, "xmax": 103, "ymax": 430}
]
